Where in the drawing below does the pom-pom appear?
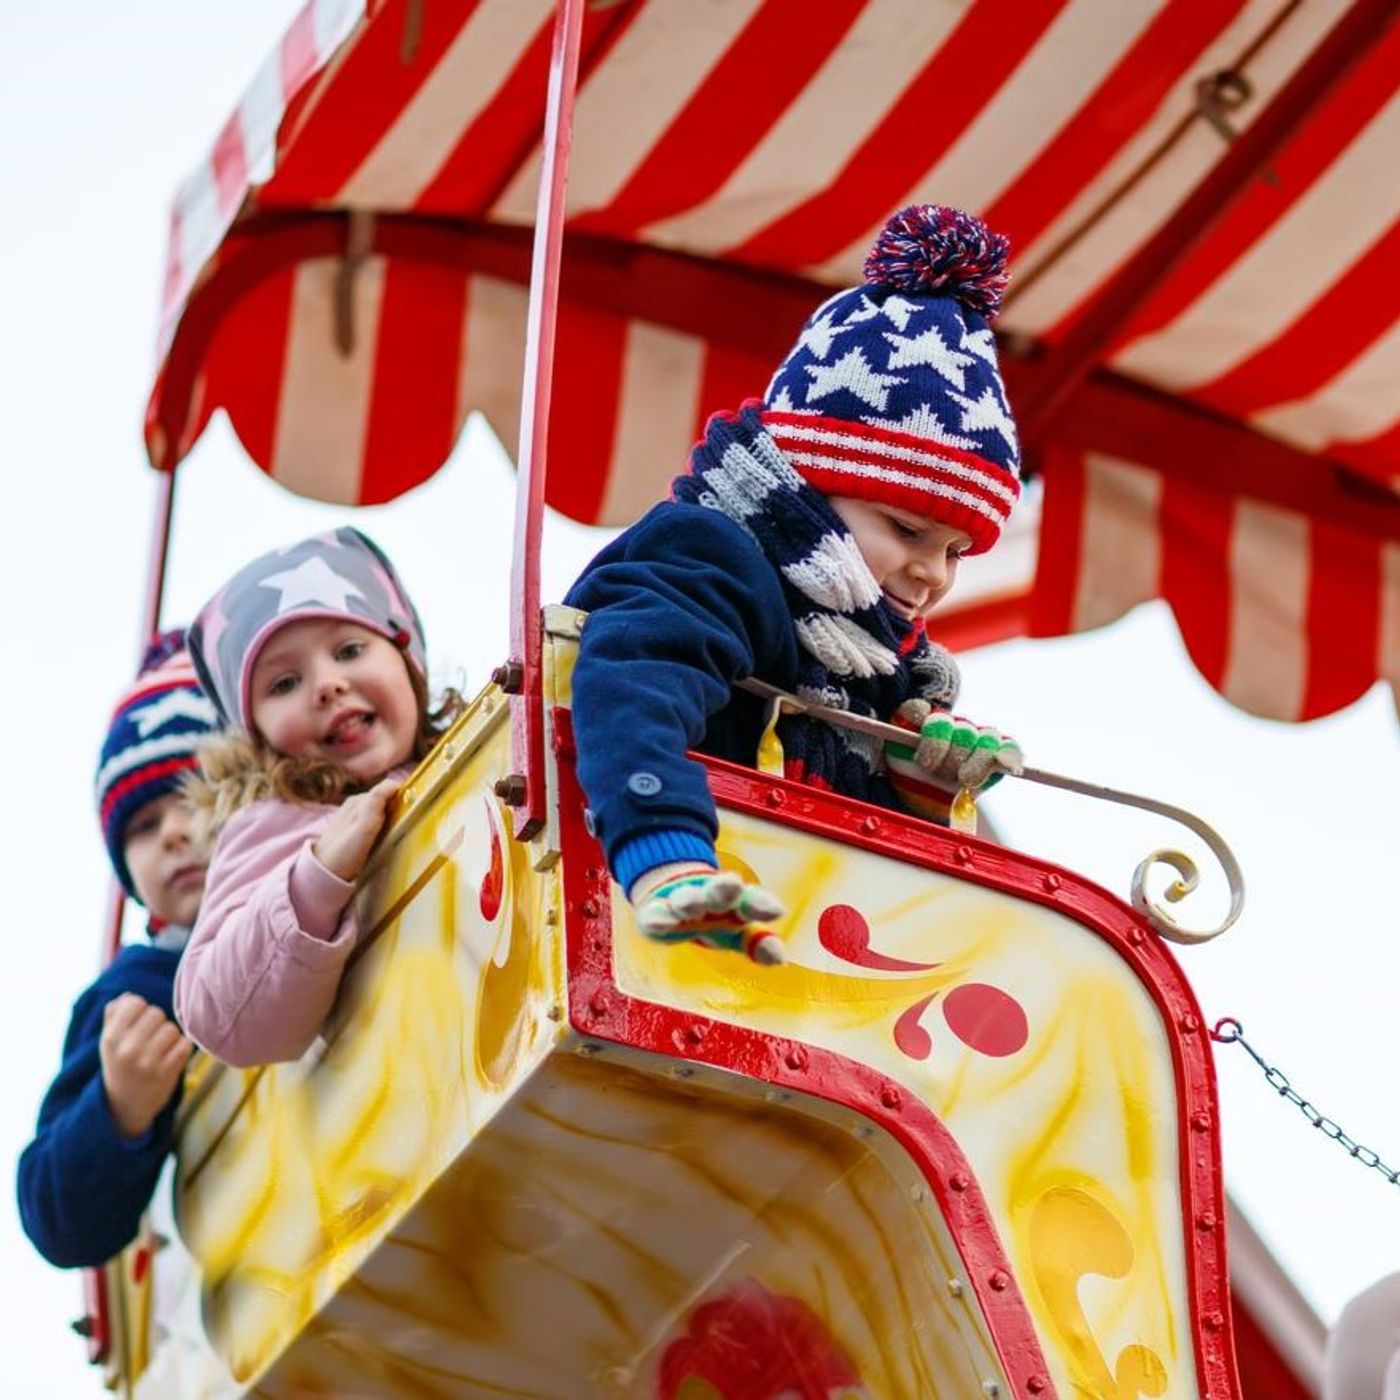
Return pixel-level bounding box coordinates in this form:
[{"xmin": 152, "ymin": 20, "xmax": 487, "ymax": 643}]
[
  {"xmin": 864, "ymin": 204, "xmax": 1010, "ymax": 319},
  {"xmin": 138, "ymin": 627, "xmax": 189, "ymax": 675}
]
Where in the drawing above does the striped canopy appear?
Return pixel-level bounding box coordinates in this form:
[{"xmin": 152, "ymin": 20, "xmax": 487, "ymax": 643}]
[{"xmin": 146, "ymin": 0, "xmax": 1400, "ymax": 723}]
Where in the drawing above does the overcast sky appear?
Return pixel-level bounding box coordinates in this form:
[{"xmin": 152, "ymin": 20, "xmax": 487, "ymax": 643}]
[{"xmin": 3, "ymin": 6, "xmax": 1397, "ymax": 1396}]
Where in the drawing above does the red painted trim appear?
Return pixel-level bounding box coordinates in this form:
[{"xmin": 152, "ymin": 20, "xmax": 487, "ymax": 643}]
[
  {"xmin": 1017, "ymin": 0, "xmax": 1400, "ymax": 439},
  {"xmin": 508, "ymin": 0, "xmax": 586, "ymax": 840},
  {"xmin": 555, "ymin": 717, "xmax": 1241, "ymax": 1398},
  {"xmin": 555, "ymin": 740, "xmax": 1055, "ymax": 1396}
]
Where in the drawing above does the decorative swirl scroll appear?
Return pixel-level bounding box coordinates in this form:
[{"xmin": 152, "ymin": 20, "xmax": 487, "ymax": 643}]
[{"xmin": 738, "ymin": 680, "xmax": 1244, "ymax": 946}]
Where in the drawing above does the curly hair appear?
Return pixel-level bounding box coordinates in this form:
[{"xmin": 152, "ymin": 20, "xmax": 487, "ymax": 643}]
[{"xmin": 184, "ymin": 668, "xmax": 465, "ymax": 853}]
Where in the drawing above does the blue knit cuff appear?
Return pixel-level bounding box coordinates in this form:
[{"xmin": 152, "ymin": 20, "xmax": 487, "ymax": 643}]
[{"xmin": 613, "ymin": 830, "xmax": 717, "ymax": 898}]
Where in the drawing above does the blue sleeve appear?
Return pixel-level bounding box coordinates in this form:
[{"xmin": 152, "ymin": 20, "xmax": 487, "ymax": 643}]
[
  {"xmin": 16, "ymin": 961, "xmax": 181, "ymax": 1269},
  {"xmin": 564, "ymin": 504, "xmax": 793, "ymax": 884}
]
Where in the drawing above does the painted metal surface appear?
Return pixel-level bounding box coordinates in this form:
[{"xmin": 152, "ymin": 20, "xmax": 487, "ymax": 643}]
[{"xmin": 128, "ymin": 625, "xmax": 1238, "ymax": 1397}]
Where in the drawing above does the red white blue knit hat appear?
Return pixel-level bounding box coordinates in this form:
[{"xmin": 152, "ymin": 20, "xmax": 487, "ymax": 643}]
[
  {"xmin": 189, "ymin": 527, "xmax": 426, "ymax": 733},
  {"xmin": 762, "ymin": 205, "xmax": 1020, "ymax": 554},
  {"xmin": 95, "ymin": 631, "xmax": 217, "ymax": 902}
]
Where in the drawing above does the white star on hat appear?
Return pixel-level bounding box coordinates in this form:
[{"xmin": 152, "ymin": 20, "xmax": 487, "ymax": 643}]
[
  {"xmin": 795, "ymin": 308, "xmax": 853, "ymax": 361},
  {"xmin": 947, "ymin": 385, "xmax": 1019, "ymax": 456},
  {"xmin": 133, "ymin": 690, "xmax": 217, "ymax": 738},
  {"xmin": 879, "ymin": 295, "xmax": 922, "ymax": 331},
  {"xmin": 883, "ymin": 326, "xmax": 975, "ymax": 388},
  {"xmin": 865, "ymin": 403, "xmax": 978, "ymax": 449},
  {"xmin": 961, "ymin": 326, "xmax": 998, "ymax": 365},
  {"xmin": 804, "ymin": 347, "xmax": 905, "ymax": 412},
  {"xmin": 259, "ymin": 556, "xmax": 365, "ymax": 615}
]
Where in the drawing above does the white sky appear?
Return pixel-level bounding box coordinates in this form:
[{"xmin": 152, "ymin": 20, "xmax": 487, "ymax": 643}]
[{"xmin": 2, "ymin": 5, "xmax": 1397, "ymax": 1395}]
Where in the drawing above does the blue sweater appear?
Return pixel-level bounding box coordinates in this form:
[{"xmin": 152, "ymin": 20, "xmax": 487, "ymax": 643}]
[
  {"xmin": 17, "ymin": 944, "xmax": 185, "ymax": 1268},
  {"xmin": 565, "ymin": 501, "xmax": 802, "ymax": 891}
]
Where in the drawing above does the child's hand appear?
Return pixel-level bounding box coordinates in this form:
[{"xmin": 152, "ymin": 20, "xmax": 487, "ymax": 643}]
[
  {"xmin": 100, "ymin": 994, "xmax": 194, "ymax": 1140},
  {"xmin": 893, "ymin": 699, "xmax": 1022, "ymax": 790},
  {"xmin": 632, "ymin": 864, "xmax": 786, "ymax": 964},
  {"xmin": 312, "ymin": 777, "xmax": 401, "ymax": 882}
]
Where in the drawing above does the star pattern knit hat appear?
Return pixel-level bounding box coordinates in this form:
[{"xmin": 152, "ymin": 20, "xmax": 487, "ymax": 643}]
[
  {"xmin": 762, "ymin": 204, "xmax": 1020, "ymax": 554},
  {"xmin": 189, "ymin": 526, "xmax": 427, "ymax": 732},
  {"xmin": 95, "ymin": 630, "xmax": 218, "ymax": 902}
]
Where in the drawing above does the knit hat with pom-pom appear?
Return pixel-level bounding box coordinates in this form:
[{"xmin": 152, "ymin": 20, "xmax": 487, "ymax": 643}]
[
  {"xmin": 95, "ymin": 629, "xmax": 218, "ymax": 902},
  {"xmin": 762, "ymin": 204, "xmax": 1019, "ymax": 554}
]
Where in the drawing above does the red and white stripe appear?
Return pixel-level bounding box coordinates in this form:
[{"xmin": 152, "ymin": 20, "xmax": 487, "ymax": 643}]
[
  {"xmin": 763, "ymin": 412, "xmax": 1019, "ymax": 554},
  {"xmin": 1032, "ymin": 448, "xmax": 1400, "ymax": 721},
  {"xmin": 144, "ymin": 0, "xmax": 1400, "ymax": 720}
]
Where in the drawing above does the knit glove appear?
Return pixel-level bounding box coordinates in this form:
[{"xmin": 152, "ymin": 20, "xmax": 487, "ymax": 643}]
[
  {"xmin": 633, "ymin": 865, "xmax": 786, "ymax": 964},
  {"xmin": 884, "ymin": 700, "xmax": 1022, "ymax": 824},
  {"xmin": 900, "ymin": 698, "xmax": 1023, "ymax": 788}
]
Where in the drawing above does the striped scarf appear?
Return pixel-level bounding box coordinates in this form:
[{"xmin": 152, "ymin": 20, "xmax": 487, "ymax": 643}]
[{"xmin": 673, "ymin": 403, "xmax": 960, "ymax": 806}]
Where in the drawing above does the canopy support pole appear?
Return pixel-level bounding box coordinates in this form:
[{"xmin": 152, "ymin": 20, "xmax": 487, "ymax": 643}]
[{"xmin": 506, "ymin": 0, "xmax": 586, "ymax": 840}]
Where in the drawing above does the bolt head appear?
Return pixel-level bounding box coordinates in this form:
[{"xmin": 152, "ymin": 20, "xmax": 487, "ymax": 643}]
[
  {"xmin": 880, "ymin": 1085, "xmax": 902, "ymax": 1109},
  {"xmin": 1191, "ymin": 1111, "xmax": 1212, "ymax": 1133},
  {"xmin": 1027, "ymin": 1375, "xmax": 1048, "ymax": 1395},
  {"xmin": 784, "ymin": 1046, "xmax": 808, "ymax": 1071},
  {"xmin": 949, "ymin": 1171, "xmax": 970, "ymax": 1192},
  {"xmin": 988, "ymin": 1269, "xmax": 1010, "ymax": 1292}
]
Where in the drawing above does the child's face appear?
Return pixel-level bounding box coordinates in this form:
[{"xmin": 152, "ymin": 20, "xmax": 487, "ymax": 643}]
[
  {"xmin": 249, "ymin": 618, "xmax": 419, "ymax": 783},
  {"xmin": 123, "ymin": 793, "xmax": 206, "ymax": 927},
  {"xmin": 829, "ymin": 497, "xmax": 973, "ymax": 620}
]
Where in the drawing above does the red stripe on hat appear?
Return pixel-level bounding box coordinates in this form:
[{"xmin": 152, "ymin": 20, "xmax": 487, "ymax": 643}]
[
  {"xmin": 1161, "ymin": 475, "xmax": 1234, "ymax": 691},
  {"xmin": 1029, "ymin": 446, "xmax": 1088, "ymax": 638},
  {"xmin": 571, "ymin": 2, "xmax": 865, "ymax": 238},
  {"xmin": 729, "ymin": 0, "xmax": 1068, "ymax": 269},
  {"xmin": 983, "ymin": 0, "xmax": 1247, "ymax": 253},
  {"xmin": 1302, "ymin": 519, "xmax": 1383, "ymax": 719},
  {"xmin": 99, "ymin": 756, "xmax": 198, "ymax": 828},
  {"xmin": 764, "ymin": 412, "xmax": 1020, "ymax": 512},
  {"xmin": 359, "ymin": 260, "xmax": 469, "ymax": 504}
]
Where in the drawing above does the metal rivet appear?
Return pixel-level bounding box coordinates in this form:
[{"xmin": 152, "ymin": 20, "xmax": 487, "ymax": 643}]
[
  {"xmin": 1027, "ymin": 1376, "xmax": 1048, "ymax": 1395},
  {"xmin": 1204, "ymin": 1310, "xmax": 1224, "ymax": 1332},
  {"xmin": 861, "ymin": 815, "xmax": 880, "ymax": 834},
  {"xmin": 686, "ymin": 1023, "xmax": 707, "ymax": 1044},
  {"xmin": 988, "ymin": 1270, "xmax": 1010, "ymax": 1292},
  {"xmin": 490, "ymin": 661, "xmax": 523, "ymax": 693},
  {"xmin": 1191, "ymin": 1111, "xmax": 1212, "ymax": 1133},
  {"xmin": 1196, "ymin": 1211, "xmax": 1217, "ymax": 1232},
  {"xmin": 766, "ymin": 787, "xmax": 786, "ymax": 807},
  {"xmin": 949, "ymin": 1172, "xmax": 970, "ymax": 1193},
  {"xmin": 784, "ymin": 1046, "xmax": 808, "ymax": 1071},
  {"xmin": 880, "ymin": 1085, "xmax": 902, "ymax": 1110},
  {"xmin": 946, "ymin": 1279, "xmax": 963, "ymax": 1298},
  {"xmin": 493, "ymin": 774, "xmax": 526, "ymax": 805},
  {"xmin": 1180, "ymin": 1012, "xmax": 1200, "ymax": 1033},
  {"xmin": 983, "ymin": 1383, "xmax": 1001, "ymax": 1398},
  {"xmin": 673, "ymin": 1065, "xmax": 695, "ymax": 1079},
  {"xmin": 580, "ymin": 898, "xmax": 601, "ymax": 919},
  {"xmin": 955, "ymin": 844, "xmax": 973, "ymax": 865},
  {"xmin": 1043, "ymin": 873, "xmax": 1061, "ymax": 893},
  {"xmin": 545, "ymin": 907, "xmax": 559, "ymax": 925},
  {"xmin": 1127, "ymin": 927, "xmax": 1145, "ymax": 945},
  {"xmin": 589, "ymin": 994, "xmax": 609, "ymax": 1017},
  {"xmin": 577, "ymin": 1043, "xmax": 600, "ymax": 1056},
  {"xmin": 911, "ymin": 1185, "xmax": 925, "ymax": 1202},
  {"xmin": 546, "ymin": 1004, "xmax": 563, "ymax": 1022}
]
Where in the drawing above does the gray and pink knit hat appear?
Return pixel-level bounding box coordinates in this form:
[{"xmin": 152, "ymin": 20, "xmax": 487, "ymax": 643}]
[
  {"xmin": 762, "ymin": 204, "xmax": 1020, "ymax": 555},
  {"xmin": 189, "ymin": 527, "xmax": 426, "ymax": 732}
]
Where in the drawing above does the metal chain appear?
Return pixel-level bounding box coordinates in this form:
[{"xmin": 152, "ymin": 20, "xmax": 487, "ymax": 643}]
[{"xmin": 1211, "ymin": 1018, "xmax": 1400, "ymax": 1186}]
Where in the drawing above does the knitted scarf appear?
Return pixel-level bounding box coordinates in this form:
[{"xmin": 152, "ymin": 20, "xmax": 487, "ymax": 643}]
[{"xmin": 673, "ymin": 403, "xmax": 960, "ymax": 806}]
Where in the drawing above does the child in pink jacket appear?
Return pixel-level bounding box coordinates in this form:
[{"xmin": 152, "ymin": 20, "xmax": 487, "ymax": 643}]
[{"xmin": 176, "ymin": 528, "xmax": 460, "ymax": 1067}]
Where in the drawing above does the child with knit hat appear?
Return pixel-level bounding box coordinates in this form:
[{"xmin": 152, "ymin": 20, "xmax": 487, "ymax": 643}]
[
  {"xmin": 175, "ymin": 526, "xmax": 460, "ymax": 1068},
  {"xmin": 566, "ymin": 205, "xmax": 1023, "ymax": 963},
  {"xmin": 18, "ymin": 633, "xmax": 218, "ymax": 1267}
]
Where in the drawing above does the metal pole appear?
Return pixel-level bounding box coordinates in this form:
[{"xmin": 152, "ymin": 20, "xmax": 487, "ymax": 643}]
[{"xmin": 505, "ymin": 0, "xmax": 585, "ymax": 840}]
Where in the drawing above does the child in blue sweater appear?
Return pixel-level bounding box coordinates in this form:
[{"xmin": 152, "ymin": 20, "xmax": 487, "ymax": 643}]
[
  {"xmin": 17, "ymin": 634, "xmax": 218, "ymax": 1267},
  {"xmin": 566, "ymin": 206, "xmax": 1023, "ymax": 962}
]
